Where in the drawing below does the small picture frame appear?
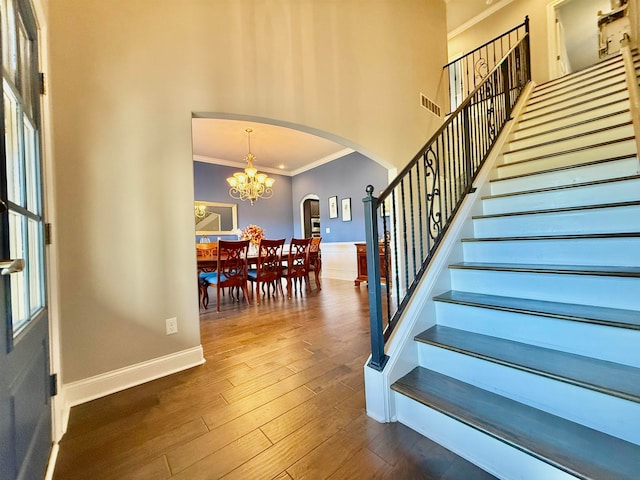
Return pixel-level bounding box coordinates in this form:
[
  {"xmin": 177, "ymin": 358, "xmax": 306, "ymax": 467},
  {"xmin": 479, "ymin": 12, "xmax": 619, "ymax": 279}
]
[
  {"xmin": 341, "ymin": 197, "xmax": 352, "ymax": 222},
  {"xmin": 328, "ymin": 196, "xmax": 338, "ymax": 219}
]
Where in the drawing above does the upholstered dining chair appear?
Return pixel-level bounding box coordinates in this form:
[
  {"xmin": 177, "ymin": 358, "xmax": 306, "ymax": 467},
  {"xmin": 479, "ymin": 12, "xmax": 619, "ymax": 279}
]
[
  {"xmin": 199, "ymin": 240, "xmax": 250, "ymax": 312},
  {"xmin": 308, "ymin": 236, "xmax": 322, "ymax": 291},
  {"xmin": 247, "ymin": 238, "xmax": 285, "ymax": 304},
  {"xmin": 282, "ymin": 237, "xmax": 311, "ymax": 299}
]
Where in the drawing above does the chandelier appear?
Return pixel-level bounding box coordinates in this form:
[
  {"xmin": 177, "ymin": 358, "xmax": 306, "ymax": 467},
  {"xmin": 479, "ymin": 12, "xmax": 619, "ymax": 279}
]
[
  {"xmin": 226, "ymin": 128, "xmax": 275, "ymax": 205},
  {"xmin": 194, "ymin": 204, "xmax": 207, "ymax": 219}
]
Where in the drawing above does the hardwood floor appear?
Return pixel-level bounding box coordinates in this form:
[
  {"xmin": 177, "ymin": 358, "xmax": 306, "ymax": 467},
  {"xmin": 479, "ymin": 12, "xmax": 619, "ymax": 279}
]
[{"xmin": 53, "ymin": 279, "xmax": 496, "ymax": 479}]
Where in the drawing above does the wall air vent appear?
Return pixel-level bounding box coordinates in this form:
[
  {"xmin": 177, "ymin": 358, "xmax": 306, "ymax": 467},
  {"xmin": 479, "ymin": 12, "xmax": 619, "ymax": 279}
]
[{"xmin": 420, "ymin": 93, "xmax": 441, "ymax": 117}]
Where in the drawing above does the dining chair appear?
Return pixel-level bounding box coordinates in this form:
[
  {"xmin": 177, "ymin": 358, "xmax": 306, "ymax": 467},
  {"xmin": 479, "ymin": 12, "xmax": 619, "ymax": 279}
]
[
  {"xmin": 282, "ymin": 237, "xmax": 311, "ymax": 299},
  {"xmin": 247, "ymin": 238, "xmax": 285, "ymax": 304},
  {"xmin": 199, "ymin": 240, "xmax": 250, "ymax": 312},
  {"xmin": 308, "ymin": 236, "xmax": 322, "ymax": 291},
  {"xmin": 196, "ymin": 242, "xmax": 217, "ymax": 259}
]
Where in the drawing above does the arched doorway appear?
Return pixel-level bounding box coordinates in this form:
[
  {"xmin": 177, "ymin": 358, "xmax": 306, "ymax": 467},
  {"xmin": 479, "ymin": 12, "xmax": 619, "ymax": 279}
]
[{"xmin": 300, "ymin": 194, "xmax": 321, "ymax": 239}]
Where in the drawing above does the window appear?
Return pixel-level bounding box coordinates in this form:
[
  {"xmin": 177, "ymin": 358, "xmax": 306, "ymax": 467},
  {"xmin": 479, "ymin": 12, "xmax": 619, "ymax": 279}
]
[{"xmin": 1, "ymin": 0, "xmax": 44, "ymax": 337}]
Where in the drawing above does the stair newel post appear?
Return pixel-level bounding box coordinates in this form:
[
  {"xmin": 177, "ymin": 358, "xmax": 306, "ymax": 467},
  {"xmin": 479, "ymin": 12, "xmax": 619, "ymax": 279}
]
[{"xmin": 363, "ymin": 185, "xmax": 389, "ymax": 371}]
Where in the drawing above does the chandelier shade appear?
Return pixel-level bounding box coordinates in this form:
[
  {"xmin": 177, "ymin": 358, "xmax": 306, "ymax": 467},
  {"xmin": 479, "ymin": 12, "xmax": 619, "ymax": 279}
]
[{"xmin": 226, "ymin": 128, "xmax": 275, "ymax": 205}]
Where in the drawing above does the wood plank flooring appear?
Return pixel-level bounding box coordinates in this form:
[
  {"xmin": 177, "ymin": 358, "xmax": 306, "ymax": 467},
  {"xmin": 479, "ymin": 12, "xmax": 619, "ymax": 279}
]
[{"xmin": 53, "ymin": 279, "xmax": 496, "ymax": 479}]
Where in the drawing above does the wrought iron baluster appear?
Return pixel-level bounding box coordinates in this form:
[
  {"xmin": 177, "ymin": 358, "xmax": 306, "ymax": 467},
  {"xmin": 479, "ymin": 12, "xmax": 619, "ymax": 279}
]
[{"xmin": 365, "ymin": 18, "xmax": 531, "ymax": 371}]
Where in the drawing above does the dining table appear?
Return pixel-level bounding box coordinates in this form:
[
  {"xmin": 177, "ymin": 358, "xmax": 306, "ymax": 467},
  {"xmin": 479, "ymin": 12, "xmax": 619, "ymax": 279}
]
[{"xmin": 197, "ymin": 248, "xmax": 292, "ymax": 309}]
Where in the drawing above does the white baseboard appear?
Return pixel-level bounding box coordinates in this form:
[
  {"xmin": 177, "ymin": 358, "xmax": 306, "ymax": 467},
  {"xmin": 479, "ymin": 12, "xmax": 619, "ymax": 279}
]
[{"xmin": 60, "ymin": 345, "xmax": 205, "ymax": 430}]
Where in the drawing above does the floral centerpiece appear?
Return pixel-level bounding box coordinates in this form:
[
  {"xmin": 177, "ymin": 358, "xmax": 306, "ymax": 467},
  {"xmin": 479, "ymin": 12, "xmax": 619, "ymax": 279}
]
[{"xmin": 240, "ymin": 224, "xmax": 265, "ymax": 246}]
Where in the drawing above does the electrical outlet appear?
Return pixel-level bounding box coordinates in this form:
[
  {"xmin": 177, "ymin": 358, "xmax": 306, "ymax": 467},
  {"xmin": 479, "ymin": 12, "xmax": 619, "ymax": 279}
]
[
  {"xmin": 325, "ymin": 227, "xmax": 330, "ymax": 233},
  {"xmin": 165, "ymin": 317, "xmax": 178, "ymax": 335}
]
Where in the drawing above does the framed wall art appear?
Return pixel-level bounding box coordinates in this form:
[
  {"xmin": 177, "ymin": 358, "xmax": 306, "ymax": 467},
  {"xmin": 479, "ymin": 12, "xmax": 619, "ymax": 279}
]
[
  {"xmin": 328, "ymin": 196, "xmax": 338, "ymax": 218},
  {"xmin": 341, "ymin": 197, "xmax": 352, "ymax": 222}
]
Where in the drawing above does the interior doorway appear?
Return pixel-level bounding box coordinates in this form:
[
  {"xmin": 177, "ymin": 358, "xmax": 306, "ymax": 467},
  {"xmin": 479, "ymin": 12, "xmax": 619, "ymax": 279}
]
[
  {"xmin": 549, "ymin": 0, "xmax": 625, "ymax": 79},
  {"xmin": 300, "ymin": 195, "xmax": 320, "ymax": 239}
]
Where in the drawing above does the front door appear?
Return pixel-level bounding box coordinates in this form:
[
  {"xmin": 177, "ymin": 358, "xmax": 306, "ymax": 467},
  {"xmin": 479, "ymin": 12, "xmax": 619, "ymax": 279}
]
[{"xmin": 0, "ymin": 1, "xmax": 51, "ymax": 479}]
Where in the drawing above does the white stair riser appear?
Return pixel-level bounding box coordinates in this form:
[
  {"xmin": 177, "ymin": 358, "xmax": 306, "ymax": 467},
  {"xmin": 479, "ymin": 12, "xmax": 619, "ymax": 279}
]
[
  {"xmin": 449, "ymin": 268, "xmax": 640, "ymax": 310},
  {"xmin": 483, "ymin": 177, "xmax": 640, "ymax": 215},
  {"xmin": 530, "ymin": 66, "xmax": 629, "ymax": 103},
  {"xmin": 497, "ymin": 140, "xmax": 637, "ymax": 178},
  {"xmin": 523, "ymin": 81, "xmax": 627, "ymax": 119},
  {"xmin": 473, "ymin": 204, "xmax": 640, "ymax": 237},
  {"xmin": 512, "ymin": 104, "xmax": 630, "ymax": 140},
  {"xmin": 416, "ymin": 344, "xmax": 640, "ymax": 445},
  {"xmin": 504, "ymin": 124, "xmax": 634, "ymax": 163},
  {"xmin": 490, "ymin": 157, "xmax": 640, "ymax": 195},
  {"xmin": 509, "ymin": 113, "xmax": 632, "ymax": 151},
  {"xmin": 518, "ymin": 89, "xmax": 629, "ymax": 127},
  {"xmin": 435, "ymin": 301, "xmax": 640, "ymax": 367},
  {"xmin": 394, "ymin": 394, "xmax": 576, "ymax": 480},
  {"xmin": 530, "ymin": 58, "xmax": 628, "ymax": 100},
  {"xmin": 462, "ymin": 237, "xmax": 640, "ymax": 266}
]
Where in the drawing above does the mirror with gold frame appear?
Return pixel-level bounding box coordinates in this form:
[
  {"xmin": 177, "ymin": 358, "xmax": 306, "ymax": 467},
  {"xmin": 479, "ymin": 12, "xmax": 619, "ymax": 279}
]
[{"xmin": 194, "ymin": 201, "xmax": 238, "ymax": 235}]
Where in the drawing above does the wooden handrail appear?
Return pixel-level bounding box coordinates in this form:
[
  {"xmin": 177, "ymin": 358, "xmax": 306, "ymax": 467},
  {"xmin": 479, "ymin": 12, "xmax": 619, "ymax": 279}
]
[{"xmin": 620, "ymin": 34, "xmax": 640, "ymax": 156}]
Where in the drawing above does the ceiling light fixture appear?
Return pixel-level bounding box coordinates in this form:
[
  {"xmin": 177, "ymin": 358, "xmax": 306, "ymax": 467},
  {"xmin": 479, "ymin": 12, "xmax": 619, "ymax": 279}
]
[
  {"xmin": 226, "ymin": 128, "xmax": 275, "ymax": 205},
  {"xmin": 194, "ymin": 204, "xmax": 207, "ymax": 219}
]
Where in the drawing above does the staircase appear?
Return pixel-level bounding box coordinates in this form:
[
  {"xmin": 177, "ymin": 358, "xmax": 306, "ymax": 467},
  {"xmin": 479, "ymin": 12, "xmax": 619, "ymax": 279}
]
[{"xmin": 390, "ymin": 53, "xmax": 640, "ymax": 479}]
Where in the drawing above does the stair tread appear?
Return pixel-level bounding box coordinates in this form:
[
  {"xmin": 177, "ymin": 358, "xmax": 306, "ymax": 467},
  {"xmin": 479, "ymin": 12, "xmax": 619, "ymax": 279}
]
[
  {"xmin": 519, "ymin": 86, "xmax": 629, "ymax": 125},
  {"xmin": 473, "ymin": 199, "xmax": 640, "ymax": 219},
  {"xmin": 483, "ymin": 174, "xmax": 640, "ymax": 200},
  {"xmin": 497, "ymin": 136, "xmax": 636, "ymax": 169},
  {"xmin": 449, "ymin": 261, "xmax": 640, "ymax": 277},
  {"xmin": 525, "ymin": 78, "xmax": 630, "ymax": 116},
  {"xmin": 505, "ymin": 121, "xmax": 632, "ymax": 155},
  {"xmin": 524, "ymin": 76, "xmax": 625, "ymax": 115},
  {"xmin": 533, "ymin": 52, "xmax": 630, "ymax": 92},
  {"xmin": 511, "ymin": 108, "xmax": 630, "ymax": 141},
  {"xmin": 461, "ymin": 232, "xmax": 640, "ymax": 242},
  {"xmin": 490, "ymin": 154, "xmax": 638, "ymax": 184},
  {"xmin": 415, "ymin": 325, "xmax": 640, "ymax": 402},
  {"xmin": 515, "ymin": 101, "xmax": 630, "ymax": 134},
  {"xmin": 433, "ymin": 290, "xmax": 640, "ymax": 330},
  {"xmin": 392, "ymin": 367, "xmax": 640, "ymax": 480}
]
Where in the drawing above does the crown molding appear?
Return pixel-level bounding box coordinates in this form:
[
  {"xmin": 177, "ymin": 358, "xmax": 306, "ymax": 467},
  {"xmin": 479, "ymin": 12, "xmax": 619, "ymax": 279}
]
[
  {"xmin": 193, "ymin": 147, "xmax": 354, "ymax": 177},
  {"xmin": 448, "ymin": 0, "xmax": 515, "ymax": 40}
]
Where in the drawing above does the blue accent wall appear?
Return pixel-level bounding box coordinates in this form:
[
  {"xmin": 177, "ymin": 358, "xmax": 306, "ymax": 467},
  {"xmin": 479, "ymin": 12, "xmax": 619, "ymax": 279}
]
[
  {"xmin": 193, "ymin": 162, "xmax": 294, "ymax": 241},
  {"xmin": 195, "ymin": 152, "xmax": 388, "ymax": 243},
  {"xmin": 291, "ymin": 152, "xmax": 388, "ymax": 242}
]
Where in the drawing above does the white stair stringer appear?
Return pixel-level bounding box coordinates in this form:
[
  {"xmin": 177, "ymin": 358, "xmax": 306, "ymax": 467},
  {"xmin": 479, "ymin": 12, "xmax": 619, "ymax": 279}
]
[{"xmin": 388, "ymin": 52, "xmax": 640, "ymax": 479}]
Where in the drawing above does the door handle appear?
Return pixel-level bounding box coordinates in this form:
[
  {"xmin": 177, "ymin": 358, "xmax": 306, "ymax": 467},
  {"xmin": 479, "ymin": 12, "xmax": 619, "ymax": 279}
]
[
  {"xmin": 0, "ymin": 199, "xmax": 6, "ymax": 213},
  {"xmin": 0, "ymin": 259, "xmax": 24, "ymax": 275}
]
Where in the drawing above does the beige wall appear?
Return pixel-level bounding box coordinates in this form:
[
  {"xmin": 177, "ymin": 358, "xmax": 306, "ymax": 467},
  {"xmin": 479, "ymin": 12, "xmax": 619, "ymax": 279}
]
[
  {"xmin": 47, "ymin": 0, "xmax": 447, "ymax": 383},
  {"xmin": 448, "ymin": 0, "xmax": 552, "ymax": 84},
  {"xmin": 629, "ymin": 0, "xmax": 640, "ymax": 44}
]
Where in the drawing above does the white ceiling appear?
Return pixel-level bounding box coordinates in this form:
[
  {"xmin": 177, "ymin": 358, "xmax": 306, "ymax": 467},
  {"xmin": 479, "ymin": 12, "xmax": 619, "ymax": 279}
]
[
  {"xmin": 192, "ymin": 118, "xmax": 351, "ymax": 176},
  {"xmin": 446, "ymin": 0, "xmax": 515, "ymax": 35}
]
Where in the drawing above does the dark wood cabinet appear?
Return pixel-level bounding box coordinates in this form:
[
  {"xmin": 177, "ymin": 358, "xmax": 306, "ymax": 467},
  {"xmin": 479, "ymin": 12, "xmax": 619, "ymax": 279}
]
[{"xmin": 354, "ymin": 242, "xmax": 387, "ymax": 286}]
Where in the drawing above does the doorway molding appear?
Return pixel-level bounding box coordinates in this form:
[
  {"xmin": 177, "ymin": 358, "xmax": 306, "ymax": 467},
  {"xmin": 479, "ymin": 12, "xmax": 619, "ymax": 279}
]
[{"xmin": 547, "ymin": 0, "xmax": 570, "ymax": 81}]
